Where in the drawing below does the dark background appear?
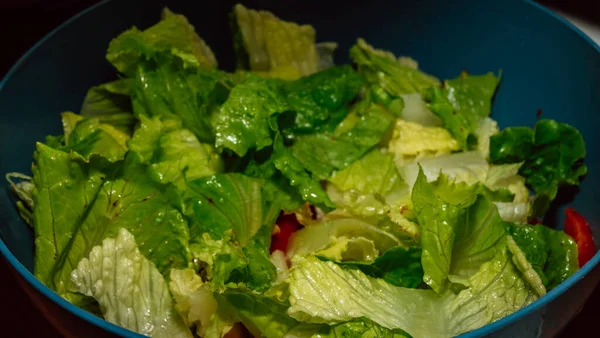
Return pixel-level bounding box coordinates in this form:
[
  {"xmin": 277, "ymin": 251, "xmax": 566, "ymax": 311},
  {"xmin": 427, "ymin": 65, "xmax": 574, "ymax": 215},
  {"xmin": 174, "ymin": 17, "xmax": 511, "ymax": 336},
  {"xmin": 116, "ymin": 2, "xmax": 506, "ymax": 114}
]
[{"xmin": 0, "ymin": 0, "xmax": 598, "ymax": 337}]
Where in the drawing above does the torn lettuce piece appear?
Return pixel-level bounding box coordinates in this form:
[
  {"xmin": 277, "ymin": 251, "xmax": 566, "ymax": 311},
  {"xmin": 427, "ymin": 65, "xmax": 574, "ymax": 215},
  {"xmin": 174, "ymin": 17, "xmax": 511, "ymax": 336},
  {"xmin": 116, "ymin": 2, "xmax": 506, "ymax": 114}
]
[
  {"xmin": 412, "ymin": 170, "xmax": 508, "ymax": 292},
  {"xmin": 231, "ymin": 4, "xmax": 335, "ymax": 79},
  {"xmin": 287, "ymin": 248, "xmax": 540, "ymax": 338},
  {"xmin": 80, "ymin": 79, "xmax": 135, "ymax": 135},
  {"xmin": 398, "ymin": 92, "xmax": 443, "ymax": 127},
  {"xmin": 183, "ymin": 174, "xmax": 277, "ymax": 292},
  {"xmin": 214, "ymin": 76, "xmax": 288, "ymax": 156},
  {"xmin": 506, "ymin": 236, "xmax": 546, "ymax": 297},
  {"xmin": 314, "ymin": 236, "xmax": 380, "ymax": 263},
  {"xmin": 311, "ymin": 318, "xmax": 412, "ymax": 338},
  {"xmin": 485, "ymin": 163, "xmax": 529, "ymax": 204},
  {"xmin": 107, "ymin": 8, "xmax": 216, "ymax": 75},
  {"xmin": 388, "ymin": 119, "xmax": 460, "ymax": 165},
  {"xmin": 495, "ymin": 202, "xmax": 529, "ymax": 224},
  {"xmin": 272, "ymin": 137, "xmax": 336, "ymax": 212},
  {"xmin": 326, "ymin": 246, "xmax": 424, "ymax": 288},
  {"xmin": 59, "ymin": 112, "xmax": 130, "ymax": 162},
  {"xmin": 184, "ymin": 173, "xmax": 273, "ymax": 245},
  {"xmin": 169, "ymin": 268, "xmax": 235, "ymax": 337},
  {"xmin": 130, "ymin": 116, "xmax": 223, "ymax": 188},
  {"xmin": 475, "ymin": 117, "xmax": 499, "ymax": 159},
  {"xmin": 132, "ymin": 54, "xmax": 233, "ymax": 144},
  {"xmin": 489, "ymin": 119, "xmax": 587, "ymax": 217},
  {"xmin": 71, "ymin": 228, "xmax": 192, "ymax": 338},
  {"xmin": 290, "ymin": 103, "xmax": 395, "ymax": 180},
  {"xmin": 350, "ymin": 38, "xmax": 440, "ymax": 110},
  {"xmin": 423, "ymin": 71, "xmax": 499, "ymax": 149},
  {"xmin": 216, "ymin": 290, "xmax": 324, "ymax": 338},
  {"xmin": 329, "ymin": 149, "xmax": 401, "ymax": 196},
  {"xmin": 279, "ymin": 65, "xmax": 364, "ymax": 137},
  {"xmin": 505, "ymin": 223, "xmax": 578, "ymax": 290},
  {"xmin": 287, "ymin": 218, "xmax": 404, "ymax": 260},
  {"xmin": 400, "ymin": 151, "xmax": 489, "ymax": 192},
  {"xmin": 6, "ymin": 173, "xmax": 34, "ymax": 225},
  {"xmin": 32, "ymin": 144, "xmax": 191, "ymax": 297}
]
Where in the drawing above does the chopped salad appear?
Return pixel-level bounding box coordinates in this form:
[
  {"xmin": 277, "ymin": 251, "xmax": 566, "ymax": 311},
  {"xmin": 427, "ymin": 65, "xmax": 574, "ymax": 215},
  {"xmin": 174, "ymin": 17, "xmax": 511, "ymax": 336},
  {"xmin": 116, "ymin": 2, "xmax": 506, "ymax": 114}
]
[{"xmin": 6, "ymin": 4, "xmax": 595, "ymax": 338}]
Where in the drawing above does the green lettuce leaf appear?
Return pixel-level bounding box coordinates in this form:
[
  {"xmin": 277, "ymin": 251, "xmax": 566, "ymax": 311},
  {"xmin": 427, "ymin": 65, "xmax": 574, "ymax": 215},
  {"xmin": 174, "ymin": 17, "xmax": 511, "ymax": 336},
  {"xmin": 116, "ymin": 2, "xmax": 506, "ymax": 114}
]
[
  {"xmin": 329, "ymin": 149, "xmax": 401, "ymax": 196},
  {"xmin": 129, "ymin": 115, "xmax": 223, "ymax": 188},
  {"xmin": 272, "ymin": 137, "xmax": 336, "ymax": 212},
  {"xmin": 312, "ymin": 318, "xmax": 412, "ymax": 338},
  {"xmin": 350, "ymin": 38, "xmax": 440, "ymax": 115},
  {"xmin": 132, "ymin": 55, "xmax": 233, "ymax": 144},
  {"xmin": 6, "ymin": 173, "xmax": 34, "ymax": 226},
  {"xmin": 279, "ymin": 65, "xmax": 364, "ymax": 137},
  {"xmin": 388, "ymin": 119, "xmax": 460, "ymax": 165},
  {"xmin": 412, "ymin": 169, "xmax": 508, "ymax": 292},
  {"xmin": 329, "ymin": 246, "xmax": 424, "ymax": 288},
  {"xmin": 169, "ymin": 268, "xmax": 236, "ymax": 337},
  {"xmin": 489, "ymin": 119, "xmax": 587, "ymax": 217},
  {"xmin": 184, "ymin": 174, "xmax": 277, "ymax": 291},
  {"xmin": 290, "ymin": 103, "xmax": 395, "ymax": 179},
  {"xmin": 80, "ymin": 79, "xmax": 135, "ymax": 135},
  {"xmin": 216, "ymin": 290, "xmax": 324, "ymax": 338},
  {"xmin": 287, "ymin": 248, "xmax": 540, "ymax": 338},
  {"xmin": 107, "ymin": 8, "xmax": 216, "ymax": 75},
  {"xmin": 505, "ymin": 223, "xmax": 578, "ymax": 290},
  {"xmin": 231, "ymin": 4, "xmax": 335, "ymax": 80},
  {"xmin": 287, "ymin": 218, "xmax": 404, "ymax": 260},
  {"xmin": 71, "ymin": 228, "xmax": 192, "ymax": 338},
  {"xmin": 400, "ymin": 151, "xmax": 489, "ymax": 192},
  {"xmin": 60, "ymin": 112, "xmax": 129, "ymax": 162},
  {"xmin": 32, "ymin": 144, "xmax": 191, "ymax": 297},
  {"xmin": 423, "ymin": 71, "xmax": 499, "ymax": 149},
  {"xmin": 214, "ymin": 76, "xmax": 288, "ymax": 156}
]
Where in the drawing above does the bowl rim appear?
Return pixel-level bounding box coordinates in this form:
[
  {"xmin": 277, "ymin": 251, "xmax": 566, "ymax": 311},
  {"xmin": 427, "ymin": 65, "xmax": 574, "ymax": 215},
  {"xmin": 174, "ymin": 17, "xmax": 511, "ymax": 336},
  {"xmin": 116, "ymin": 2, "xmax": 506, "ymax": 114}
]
[{"xmin": 0, "ymin": 0, "xmax": 599, "ymax": 337}]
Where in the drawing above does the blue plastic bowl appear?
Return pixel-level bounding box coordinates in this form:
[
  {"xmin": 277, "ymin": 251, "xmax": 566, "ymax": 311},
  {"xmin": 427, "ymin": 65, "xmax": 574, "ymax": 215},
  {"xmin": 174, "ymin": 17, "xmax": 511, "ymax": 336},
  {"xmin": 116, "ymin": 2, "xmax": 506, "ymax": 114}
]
[{"xmin": 1, "ymin": 0, "xmax": 599, "ymax": 337}]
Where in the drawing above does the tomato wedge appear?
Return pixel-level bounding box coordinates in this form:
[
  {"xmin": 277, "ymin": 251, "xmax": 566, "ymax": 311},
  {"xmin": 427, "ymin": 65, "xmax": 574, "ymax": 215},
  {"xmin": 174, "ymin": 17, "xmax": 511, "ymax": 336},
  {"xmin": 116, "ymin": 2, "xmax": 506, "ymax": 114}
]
[
  {"xmin": 270, "ymin": 213, "xmax": 301, "ymax": 254},
  {"xmin": 564, "ymin": 207, "xmax": 596, "ymax": 267}
]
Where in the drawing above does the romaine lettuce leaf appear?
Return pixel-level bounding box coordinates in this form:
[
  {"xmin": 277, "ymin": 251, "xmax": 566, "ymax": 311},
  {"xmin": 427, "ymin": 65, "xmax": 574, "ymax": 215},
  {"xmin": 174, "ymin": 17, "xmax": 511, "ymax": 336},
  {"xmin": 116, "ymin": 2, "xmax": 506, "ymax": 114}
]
[
  {"xmin": 32, "ymin": 144, "xmax": 191, "ymax": 297},
  {"xmin": 475, "ymin": 117, "xmax": 499, "ymax": 159},
  {"xmin": 423, "ymin": 71, "xmax": 499, "ymax": 149},
  {"xmin": 329, "ymin": 149, "xmax": 401, "ymax": 196},
  {"xmin": 287, "ymin": 218, "xmax": 404, "ymax": 260},
  {"xmin": 290, "ymin": 103, "xmax": 395, "ymax": 179},
  {"xmin": 489, "ymin": 119, "xmax": 587, "ymax": 217},
  {"xmin": 216, "ymin": 290, "xmax": 323, "ymax": 338},
  {"xmin": 60, "ymin": 112, "xmax": 129, "ymax": 162},
  {"xmin": 329, "ymin": 246, "xmax": 424, "ymax": 288},
  {"xmin": 412, "ymin": 170, "xmax": 508, "ymax": 292},
  {"xmin": 71, "ymin": 228, "xmax": 192, "ymax": 338},
  {"xmin": 231, "ymin": 4, "xmax": 335, "ymax": 80},
  {"xmin": 107, "ymin": 8, "xmax": 216, "ymax": 75},
  {"xmin": 397, "ymin": 92, "xmax": 443, "ymax": 127},
  {"xmin": 350, "ymin": 38, "xmax": 440, "ymax": 114},
  {"xmin": 214, "ymin": 76, "xmax": 288, "ymax": 156},
  {"xmin": 279, "ymin": 65, "xmax": 364, "ymax": 137},
  {"xmin": 505, "ymin": 223, "xmax": 578, "ymax": 290},
  {"xmin": 132, "ymin": 55, "xmax": 233, "ymax": 144},
  {"xmin": 272, "ymin": 137, "xmax": 336, "ymax": 212},
  {"xmin": 287, "ymin": 248, "xmax": 540, "ymax": 338},
  {"xmin": 183, "ymin": 174, "xmax": 277, "ymax": 291},
  {"xmin": 388, "ymin": 119, "xmax": 459, "ymax": 164},
  {"xmin": 400, "ymin": 151, "xmax": 489, "ymax": 194},
  {"xmin": 6, "ymin": 173, "xmax": 34, "ymax": 226},
  {"xmin": 130, "ymin": 115, "xmax": 223, "ymax": 188},
  {"xmin": 311, "ymin": 318, "xmax": 412, "ymax": 338},
  {"xmin": 169, "ymin": 268, "xmax": 236, "ymax": 337},
  {"xmin": 80, "ymin": 79, "xmax": 135, "ymax": 135}
]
